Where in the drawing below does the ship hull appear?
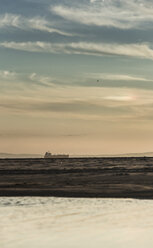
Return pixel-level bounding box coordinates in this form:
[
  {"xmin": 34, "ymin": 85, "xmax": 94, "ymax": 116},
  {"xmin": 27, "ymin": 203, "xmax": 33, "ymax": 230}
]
[{"xmin": 44, "ymin": 155, "xmax": 69, "ymax": 158}]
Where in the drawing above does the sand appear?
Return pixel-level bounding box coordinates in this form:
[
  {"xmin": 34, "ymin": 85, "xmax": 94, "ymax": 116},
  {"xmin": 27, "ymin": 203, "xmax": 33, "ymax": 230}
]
[{"xmin": 0, "ymin": 157, "xmax": 153, "ymax": 198}]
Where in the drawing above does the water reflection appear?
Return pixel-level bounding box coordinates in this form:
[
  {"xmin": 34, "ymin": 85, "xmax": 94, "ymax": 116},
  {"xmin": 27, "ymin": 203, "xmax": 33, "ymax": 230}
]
[{"xmin": 0, "ymin": 197, "xmax": 153, "ymax": 248}]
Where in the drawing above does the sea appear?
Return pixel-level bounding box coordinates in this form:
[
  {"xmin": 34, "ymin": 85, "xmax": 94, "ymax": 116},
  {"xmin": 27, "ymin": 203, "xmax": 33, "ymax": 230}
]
[{"xmin": 1, "ymin": 197, "xmax": 153, "ymax": 248}]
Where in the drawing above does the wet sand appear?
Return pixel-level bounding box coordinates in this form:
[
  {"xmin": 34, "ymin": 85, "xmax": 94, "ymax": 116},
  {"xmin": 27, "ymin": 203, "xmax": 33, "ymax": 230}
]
[{"xmin": 1, "ymin": 157, "xmax": 153, "ymax": 199}]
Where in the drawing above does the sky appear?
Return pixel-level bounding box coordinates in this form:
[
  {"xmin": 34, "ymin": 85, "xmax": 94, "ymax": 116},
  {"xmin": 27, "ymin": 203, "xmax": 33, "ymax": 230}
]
[{"xmin": 1, "ymin": 0, "xmax": 153, "ymax": 155}]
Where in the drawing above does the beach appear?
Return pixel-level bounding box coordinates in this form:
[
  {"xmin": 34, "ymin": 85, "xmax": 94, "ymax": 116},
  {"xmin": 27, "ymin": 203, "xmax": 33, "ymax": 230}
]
[{"xmin": 0, "ymin": 157, "xmax": 153, "ymax": 199}]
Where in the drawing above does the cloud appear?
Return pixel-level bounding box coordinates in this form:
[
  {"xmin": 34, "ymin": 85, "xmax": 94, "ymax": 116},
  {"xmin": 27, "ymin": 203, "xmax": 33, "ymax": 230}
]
[
  {"xmin": 29, "ymin": 73, "xmax": 55, "ymax": 87},
  {"xmin": 0, "ymin": 41, "xmax": 62, "ymax": 53},
  {"xmin": 1, "ymin": 81, "xmax": 153, "ymax": 122},
  {"xmin": 0, "ymin": 70, "xmax": 17, "ymax": 80},
  {"xmin": 0, "ymin": 13, "xmax": 72, "ymax": 36},
  {"xmin": 0, "ymin": 97, "xmax": 132, "ymax": 120},
  {"xmin": 0, "ymin": 70, "xmax": 57, "ymax": 94},
  {"xmin": 1, "ymin": 41, "xmax": 153, "ymax": 60},
  {"xmin": 103, "ymin": 95, "xmax": 134, "ymax": 102},
  {"xmin": 0, "ymin": 87, "xmax": 153, "ymax": 112},
  {"xmin": 51, "ymin": 0, "xmax": 153, "ymax": 29},
  {"xmin": 0, "ymin": 14, "xmax": 20, "ymax": 28},
  {"xmin": 90, "ymin": 0, "xmax": 97, "ymax": 3},
  {"xmin": 88, "ymin": 73, "xmax": 152, "ymax": 82}
]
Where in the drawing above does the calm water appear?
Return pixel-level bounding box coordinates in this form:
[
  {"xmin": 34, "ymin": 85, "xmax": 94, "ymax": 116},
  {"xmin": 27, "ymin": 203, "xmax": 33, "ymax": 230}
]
[{"xmin": 1, "ymin": 197, "xmax": 153, "ymax": 248}]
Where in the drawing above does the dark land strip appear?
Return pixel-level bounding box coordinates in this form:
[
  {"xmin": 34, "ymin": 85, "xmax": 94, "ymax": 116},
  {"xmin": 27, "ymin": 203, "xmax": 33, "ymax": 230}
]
[{"xmin": 1, "ymin": 157, "xmax": 153, "ymax": 198}]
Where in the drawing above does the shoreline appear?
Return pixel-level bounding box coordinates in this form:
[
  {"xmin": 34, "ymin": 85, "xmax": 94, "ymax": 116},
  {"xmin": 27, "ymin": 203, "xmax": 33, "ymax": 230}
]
[
  {"xmin": 1, "ymin": 157, "xmax": 153, "ymax": 199},
  {"xmin": 1, "ymin": 191, "xmax": 153, "ymax": 199}
]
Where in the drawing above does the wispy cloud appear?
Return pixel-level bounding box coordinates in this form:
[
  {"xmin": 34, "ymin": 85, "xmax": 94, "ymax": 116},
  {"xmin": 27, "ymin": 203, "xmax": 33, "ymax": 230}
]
[
  {"xmin": 0, "ymin": 91, "xmax": 153, "ymax": 122},
  {"xmin": 0, "ymin": 70, "xmax": 57, "ymax": 95},
  {"xmin": 1, "ymin": 76, "xmax": 153, "ymax": 122},
  {"xmin": 0, "ymin": 13, "xmax": 72, "ymax": 36},
  {"xmin": 52, "ymin": 0, "xmax": 153, "ymax": 29},
  {"xmin": 0, "ymin": 70, "xmax": 17, "ymax": 80},
  {"xmin": 29, "ymin": 73, "xmax": 55, "ymax": 87},
  {"xmin": 1, "ymin": 41, "xmax": 153, "ymax": 60},
  {"xmin": 103, "ymin": 95, "xmax": 134, "ymax": 102},
  {"xmin": 88, "ymin": 73, "xmax": 152, "ymax": 82},
  {"xmin": 0, "ymin": 97, "xmax": 133, "ymax": 120}
]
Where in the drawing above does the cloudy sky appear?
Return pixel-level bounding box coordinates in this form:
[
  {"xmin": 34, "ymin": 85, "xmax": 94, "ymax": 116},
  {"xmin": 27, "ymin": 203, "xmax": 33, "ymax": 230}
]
[{"xmin": 1, "ymin": 0, "xmax": 153, "ymax": 155}]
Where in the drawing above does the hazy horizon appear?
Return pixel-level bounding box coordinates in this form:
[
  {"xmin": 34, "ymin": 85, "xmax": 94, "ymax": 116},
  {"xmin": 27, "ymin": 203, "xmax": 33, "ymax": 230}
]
[{"xmin": 1, "ymin": 0, "xmax": 153, "ymax": 154}]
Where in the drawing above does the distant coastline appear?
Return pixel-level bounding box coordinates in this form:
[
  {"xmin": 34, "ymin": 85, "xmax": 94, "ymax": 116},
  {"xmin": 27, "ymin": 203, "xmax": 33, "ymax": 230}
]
[
  {"xmin": 0, "ymin": 153, "xmax": 43, "ymax": 158},
  {"xmin": 1, "ymin": 151, "xmax": 153, "ymax": 158}
]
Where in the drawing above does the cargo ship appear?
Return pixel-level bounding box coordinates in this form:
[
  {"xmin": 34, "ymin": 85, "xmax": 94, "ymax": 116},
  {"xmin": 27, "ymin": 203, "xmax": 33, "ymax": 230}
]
[{"xmin": 44, "ymin": 152, "xmax": 69, "ymax": 158}]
